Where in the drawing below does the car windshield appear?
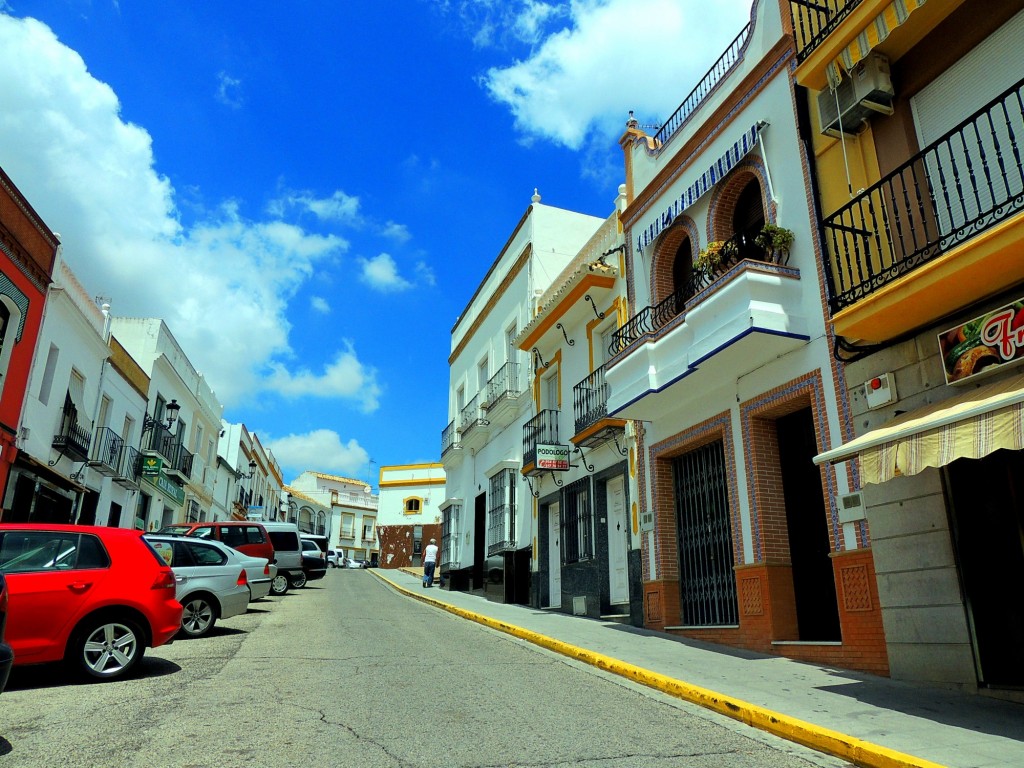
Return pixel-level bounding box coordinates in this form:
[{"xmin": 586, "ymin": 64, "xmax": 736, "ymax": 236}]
[{"xmin": 155, "ymin": 525, "xmax": 190, "ymax": 536}]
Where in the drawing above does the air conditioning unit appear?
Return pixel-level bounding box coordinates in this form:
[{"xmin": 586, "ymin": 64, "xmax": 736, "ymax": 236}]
[{"xmin": 817, "ymin": 53, "xmax": 894, "ymax": 137}]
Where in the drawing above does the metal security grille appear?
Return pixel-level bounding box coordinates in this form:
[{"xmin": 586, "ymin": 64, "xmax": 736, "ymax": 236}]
[
  {"xmin": 487, "ymin": 470, "xmax": 516, "ymax": 555},
  {"xmin": 561, "ymin": 477, "xmax": 592, "ymax": 564},
  {"xmin": 672, "ymin": 441, "xmax": 738, "ymax": 626}
]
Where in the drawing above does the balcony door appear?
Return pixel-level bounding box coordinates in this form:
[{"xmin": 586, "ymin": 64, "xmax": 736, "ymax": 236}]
[{"xmin": 606, "ymin": 475, "xmax": 629, "ymax": 605}]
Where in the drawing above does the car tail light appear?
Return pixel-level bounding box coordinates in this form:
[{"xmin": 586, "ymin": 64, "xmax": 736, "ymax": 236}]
[
  {"xmin": 152, "ymin": 570, "xmax": 177, "ymax": 590},
  {"xmin": 263, "ymin": 564, "xmax": 270, "ymax": 576},
  {"xmin": 236, "ymin": 569, "xmax": 248, "ymax": 587}
]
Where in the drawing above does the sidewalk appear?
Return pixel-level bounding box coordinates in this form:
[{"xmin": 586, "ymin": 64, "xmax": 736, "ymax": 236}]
[{"xmin": 373, "ymin": 567, "xmax": 1023, "ymax": 768}]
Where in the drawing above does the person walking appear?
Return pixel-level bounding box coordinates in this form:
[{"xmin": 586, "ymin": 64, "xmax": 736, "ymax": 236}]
[{"xmin": 423, "ymin": 538, "xmax": 439, "ymax": 588}]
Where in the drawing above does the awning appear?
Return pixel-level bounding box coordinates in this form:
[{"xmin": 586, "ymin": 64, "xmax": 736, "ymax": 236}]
[
  {"xmin": 825, "ymin": 0, "xmax": 929, "ymax": 89},
  {"xmin": 814, "ymin": 372, "xmax": 1024, "ymax": 485},
  {"xmin": 636, "ymin": 121, "xmax": 767, "ymax": 253}
]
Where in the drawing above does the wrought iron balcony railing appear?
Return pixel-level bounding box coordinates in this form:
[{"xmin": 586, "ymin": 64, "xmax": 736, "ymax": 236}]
[
  {"xmin": 52, "ymin": 409, "xmax": 91, "ymax": 462},
  {"xmin": 652, "ymin": 23, "xmax": 751, "ymax": 149},
  {"xmin": 119, "ymin": 445, "xmax": 140, "ymax": 479},
  {"xmin": 441, "ymin": 419, "xmax": 459, "ymax": 455},
  {"xmin": 788, "ymin": 0, "xmax": 865, "ymax": 63},
  {"xmin": 822, "ymin": 76, "xmax": 1024, "ymax": 313},
  {"xmin": 610, "ymin": 231, "xmax": 788, "ymax": 356},
  {"xmin": 90, "ymin": 426, "xmax": 124, "ymax": 470},
  {"xmin": 459, "ymin": 392, "xmax": 487, "ymax": 432},
  {"xmin": 523, "ymin": 409, "xmax": 560, "ymax": 467},
  {"xmin": 573, "ymin": 365, "xmax": 611, "ymax": 435},
  {"xmin": 485, "ymin": 361, "xmax": 521, "ymax": 407}
]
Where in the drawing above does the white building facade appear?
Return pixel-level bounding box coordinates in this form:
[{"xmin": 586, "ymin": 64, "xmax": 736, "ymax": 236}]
[{"xmin": 376, "ymin": 463, "xmax": 444, "ymax": 570}]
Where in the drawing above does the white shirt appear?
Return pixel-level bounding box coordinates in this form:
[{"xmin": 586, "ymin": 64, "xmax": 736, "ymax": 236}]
[{"xmin": 424, "ymin": 543, "xmax": 438, "ymax": 564}]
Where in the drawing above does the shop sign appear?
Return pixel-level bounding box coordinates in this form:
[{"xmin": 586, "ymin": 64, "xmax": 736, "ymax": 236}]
[
  {"xmin": 536, "ymin": 443, "xmax": 570, "ymax": 471},
  {"xmin": 142, "ymin": 471, "xmax": 185, "ymax": 505},
  {"xmin": 140, "ymin": 456, "xmax": 162, "ymax": 476},
  {"xmin": 939, "ymin": 298, "xmax": 1024, "ymax": 384}
]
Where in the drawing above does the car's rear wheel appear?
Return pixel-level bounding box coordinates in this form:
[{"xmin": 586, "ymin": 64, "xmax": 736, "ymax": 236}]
[
  {"xmin": 179, "ymin": 595, "xmax": 218, "ymax": 638},
  {"xmin": 270, "ymin": 574, "xmax": 290, "ymax": 595},
  {"xmin": 70, "ymin": 616, "xmax": 145, "ymax": 680},
  {"xmin": 289, "ymin": 571, "xmax": 307, "ymax": 589}
]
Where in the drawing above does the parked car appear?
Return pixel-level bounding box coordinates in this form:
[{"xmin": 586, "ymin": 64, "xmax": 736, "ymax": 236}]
[
  {"xmin": 0, "ymin": 573, "xmax": 13, "ymax": 693},
  {"xmin": 261, "ymin": 522, "xmax": 304, "ymax": 593},
  {"xmin": 145, "ymin": 536, "xmax": 251, "ymax": 639},
  {"xmin": 297, "ymin": 553, "xmax": 328, "ymax": 587},
  {"xmin": 242, "ymin": 558, "xmax": 277, "ymax": 601},
  {"xmin": 0, "ymin": 524, "xmax": 182, "ymax": 681},
  {"xmin": 326, "ymin": 549, "xmax": 342, "ymax": 568},
  {"xmin": 156, "ymin": 521, "xmax": 274, "ymax": 563},
  {"xmin": 344, "ymin": 557, "xmax": 362, "ymax": 569}
]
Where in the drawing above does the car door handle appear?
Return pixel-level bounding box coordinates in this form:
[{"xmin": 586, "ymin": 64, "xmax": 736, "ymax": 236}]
[
  {"xmin": 68, "ymin": 582, "xmax": 92, "ymax": 592},
  {"xmin": 176, "ymin": 575, "xmax": 188, "ymax": 583}
]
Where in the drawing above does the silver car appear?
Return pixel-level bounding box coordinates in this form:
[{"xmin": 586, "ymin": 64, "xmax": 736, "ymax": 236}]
[{"xmin": 145, "ymin": 535, "xmax": 252, "ymax": 638}]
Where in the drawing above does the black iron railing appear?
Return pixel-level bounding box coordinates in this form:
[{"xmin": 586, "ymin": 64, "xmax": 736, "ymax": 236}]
[
  {"xmin": 52, "ymin": 408, "xmax": 91, "ymax": 461},
  {"xmin": 91, "ymin": 426, "xmax": 124, "ymax": 470},
  {"xmin": 822, "ymin": 76, "xmax": 1024, "ymax": 313},
  {"xmin": 120, "ymin": 445, "xmax": 140, "ymax": 479},
  {"xmin": 573, "ymin": 365, "xmax": 611, "ymax": 435},
  {"xmin": 610, "ymin": 232, "xmax": 788, "ymax": 356},
  {"xmin": 441, "ymin": 419, "xmax": 459, "ymax": 456},
  {"xmin": 652, "ymin": 23, "xmax": 751, "ymax": 149},
  {"xmin": 485, "ymin": 361, "xmax": 521, "ymax": 407},
  {"xmin": 523, "ymin": 409, "xmax": 560, "ymax": 467},
  {"xmin": 788, "ymin": 0, "xmax": 865, "ymax": 62},
  {"xmin": 459, "ymin": 392, "xmax": 487, "ymax": 432}
]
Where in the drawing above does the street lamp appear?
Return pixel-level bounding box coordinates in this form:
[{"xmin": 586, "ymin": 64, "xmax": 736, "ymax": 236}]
[
  {"xmin": 142, "ymin": 399, "xmax": 180, "ymax": 433},
  {"xmin": 239, "ymin": 459, "xmax": 257, "ymax": 479}
]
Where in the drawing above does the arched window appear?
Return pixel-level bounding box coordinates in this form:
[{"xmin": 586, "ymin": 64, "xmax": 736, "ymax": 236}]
[
  {"xmin": 732, "ymin": 179, "xmax": 766, "ymax": 261},
  {"xmin": 404, "ymin": 497, "xmax": 422, "ymax": 515},
  {"xmin": 671, "ymin": 235, "xmax": 695, "ymax": 310}
]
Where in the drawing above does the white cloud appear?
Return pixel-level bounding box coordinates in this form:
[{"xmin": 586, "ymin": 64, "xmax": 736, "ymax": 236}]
[
  {"xmin": 216, "ymin": 71, "xmax": 243, "ymax": 108},
  {"xmin": 358, "ymin": 253, "xmax": 413, "ymax": 292},
  {"xmin": 0, "ymin": 14, "xmax": 370, "ymax": 410},
  {"xmin": 268, "ymin": 188, "xmax": 362, "ymax": 224},
  {"xmin": 381, "ymin": 220, "xmax": 412, "ymax": 243},
  {"xmin": 266, "ymin": 345, "xmax": 382, "ymax": 413},
  {"xmin": 415, "ymin": 261, "xmax": 437, "ymax": 287},
  {"xmin": 266, "ymin": 429, "xmax": 370, "ymax": 478},
  {"xmin": 481, "ymin": 0, "xmax": 753, "ymax": 150},
  {"xmin": 310, "ymin": 296, "xmax": 330, "ymax": 314}
]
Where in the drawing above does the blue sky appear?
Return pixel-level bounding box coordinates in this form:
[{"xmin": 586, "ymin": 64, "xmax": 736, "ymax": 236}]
[{"xmin": 0, "ymin": 0, "xmax": 752, "ymax": 485}]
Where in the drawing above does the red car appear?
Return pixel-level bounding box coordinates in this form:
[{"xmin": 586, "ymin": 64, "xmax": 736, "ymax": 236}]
[{"xmin": 0, "ymin": 524, "xmax": 183, "ymax": 681}]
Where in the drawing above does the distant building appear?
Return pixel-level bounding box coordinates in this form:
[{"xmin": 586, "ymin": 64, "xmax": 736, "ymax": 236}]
[
  {"xmin": 287, "ymin": 470, "xmax": 377, "ymax": 560},
  {"xmin": 376, "ymin": 464, "xmax": 445, "ymax": 569}
]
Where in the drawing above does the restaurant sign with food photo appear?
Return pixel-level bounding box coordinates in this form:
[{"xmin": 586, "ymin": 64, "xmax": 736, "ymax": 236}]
[{"xmin": 939, "ymin": 298, "xmax": 1024, "ymax": 384}]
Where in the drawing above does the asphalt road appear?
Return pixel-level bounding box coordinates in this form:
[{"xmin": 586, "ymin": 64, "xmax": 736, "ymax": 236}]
[{"xmin": 0, "ymin": 570, "xmax": 853, "ymax": 768}]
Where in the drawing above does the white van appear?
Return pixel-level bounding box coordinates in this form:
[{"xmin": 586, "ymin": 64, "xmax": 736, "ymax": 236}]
[{"xmin": 261, "ymin": 522, "xmax": 304, "ymax": 594}]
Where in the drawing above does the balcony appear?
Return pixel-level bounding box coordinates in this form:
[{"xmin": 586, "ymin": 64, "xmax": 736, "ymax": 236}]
[
  {"xmin": 483, "ymin": 362, "xmax": 524, "ymax": 428},
  {"xmin": 572, "ymin": 365, "xmax": 626, "ymax": 449},
  {"xmin": 52, "ymin": 409, "xmax": 91, "ymax": 463},
  {"xmin": 606, "ymin": 237, "xmax": 808, "ymax": 422},
  {"xmin": 88, "ymin": 426, "xmax": 123, "ymax": 476},
  {"xmin": 790, "ymin": 0, "xmax": 959, "ymax": 90},
  {"xmin": 823, "ymin": 77, "xmax": 1024, "ymax": 343},
  {"xmin": 522, "ymin": 409, "xmax": 560, "ymax": 474},
  {"xmin": 458, "ymin": 392, "xmax": 491, "ymax": 452},
  {"xmin": 441, "ymin": 419, "xmax": 463, "ymax": 467},
  {"xmin": 163, "ymin": 443, "xmax": 194, "ymax": 484},
  {"xmin": 113, "ymin": 445, "xmax": 140, "ymax": 490}
]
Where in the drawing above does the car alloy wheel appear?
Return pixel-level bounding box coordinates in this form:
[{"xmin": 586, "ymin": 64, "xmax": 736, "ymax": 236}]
[
  {"xmin": 180, "ymin": 596, "xmax": 217, "ymax": 638},
  {"xmin": 289, "ymin": 571, "xmax": 307, "ymax": 589},
  {"xmin": 72, "ymin": 617, "xmax": 144, "ymax": 680},
  {"xmin": 270, "ymin": 574, "xmax": 289, "ymax": 595}
]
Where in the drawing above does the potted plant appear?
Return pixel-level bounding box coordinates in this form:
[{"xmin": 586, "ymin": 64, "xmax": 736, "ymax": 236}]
[
  {"xmin": 754, "ymin": 223, "xmax": 795, "ymax": 255},
  {"xmin": 694, "ymin": 239, "xmax": 738, "ymax": 274}
]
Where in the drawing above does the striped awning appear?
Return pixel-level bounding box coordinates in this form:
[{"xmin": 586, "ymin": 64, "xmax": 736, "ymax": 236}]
[
  {"xmin": 814, "ymin": 372, "xmax": 1024, "ymax": 485},
  {"xmin": 636, "ymin": 121, "xmax": 766, "ymax": 253},
  {"xmin": 826, "ymin": 0, "xmax": 929, "ymax": 89}
]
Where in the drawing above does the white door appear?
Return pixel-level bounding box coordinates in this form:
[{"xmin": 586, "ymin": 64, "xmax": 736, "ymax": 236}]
[
  {"xmin": 606, "ymin": 475, "xmax": 629, "ymax": 605},
  {"xmin": 548, "ymin": 502, "xmax": 561, "ymax": 608}
]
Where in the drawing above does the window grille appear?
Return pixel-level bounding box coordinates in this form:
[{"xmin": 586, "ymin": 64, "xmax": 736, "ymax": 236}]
[
  {"xmin": 487, "ymin": 470, "xmax": 515, "ymax": 555},
  {"xmin": 672, "ymin": 441, "xmax": 738, "ymax": 626},
  {"xmin": 442, "ymin": 504, "xmax": 461, "ymax": 568},
  {"xmin": 561, "ymin": 477, "xmax": 592, "ymax": 563}
]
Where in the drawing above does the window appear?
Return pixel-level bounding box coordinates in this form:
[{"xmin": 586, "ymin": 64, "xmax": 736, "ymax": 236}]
[
  {"xmin": 404, "ymin": 497, "xmax": 422, "ymax": 515},
  {"xmin": 362, "ymin": 517, "xmax": 375, "ymax": 540},
  {"xmin": 506, "ymin": 324, "xmax": 518, "ymax": 363},
  {"xmin": 487, "ymin": 470, "xmax": 516, "ymax": 555},
  {"xmin": 342, "ymin": 513, "xmax": 355, "ymax": 537},
  {"xmin": 478, "ymin": 357, "xmax": 489, "ymax": 392},
  {"xmin": 543, "ymin": 372, "xmax": 559, "ymax": 410},
  {"xmin": 561, "ymin": 478, "xmax": 592, "ymax": 564},
  {"xmin": 0, "ymin": 532, "xmax": 110, "ymax": 572},
  {"xmin": 182, "ymin": 540, "xmax": 227, "ymax": 566},
  {"xmin": 245, "ymin": 526, "xmax": 266, "ymax": 544},
  {"xmin": 732, "ymin": 178, "xmax": 765, "ymax": 261},
  {"xmin": 220, "ymin": 526, "xmax": 245, "ymax": 548},
  {"xmin": 672, "ymin": 440, "xmax": 738, "ymax": 626},
  {"xmin": 38, "ymin": 343, "xmax": 58, "ymax": 406}
]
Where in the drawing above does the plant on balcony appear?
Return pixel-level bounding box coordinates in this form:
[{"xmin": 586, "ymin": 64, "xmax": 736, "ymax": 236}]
[
  {"xmin": 694, "ymin": 239, "xmax": 738, "ymax": 274},
  {"xmin": 754, "ymin": 223, "xmax": 794, "ymax": 256}
]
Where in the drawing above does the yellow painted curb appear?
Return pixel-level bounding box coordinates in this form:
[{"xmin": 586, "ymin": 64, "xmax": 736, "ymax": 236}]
[{"xmin": 373, "ymin": 571, "xmax": 948, "ymax": 768}]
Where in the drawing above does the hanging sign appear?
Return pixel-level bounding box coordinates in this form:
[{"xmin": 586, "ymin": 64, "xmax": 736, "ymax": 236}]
[
  {"xmin": 939, "ymin": 298, "xmax": 1024, "ymax": 384},
  {"xmin": 536, "ymin": 444, "xmax": 570, "ymax": 471},
  {"xmin": 140, "ymin": 456, "xmax": 162, "ymax": 476}
]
